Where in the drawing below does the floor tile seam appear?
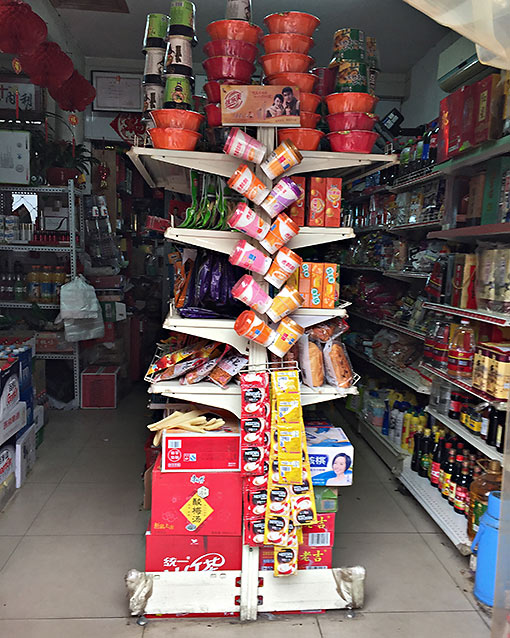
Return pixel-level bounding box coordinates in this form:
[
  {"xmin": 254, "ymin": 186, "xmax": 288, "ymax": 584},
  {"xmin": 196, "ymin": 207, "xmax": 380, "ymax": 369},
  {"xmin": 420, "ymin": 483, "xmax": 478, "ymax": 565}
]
[
  {"xmin": 417, "ymin": 531, "xmax": 480, "ymax": 613},
  {"xmin": 318, "ymin": 609, "xmax": 483, "ymax": 616},
  {"xmin": 21, "ymin": 482, "xmax": 62, "ymax": 537},
  {"xmin": 15, "ymin": 532, "xmax": 146, "ymax": 537},
  {"xmin": 0, "ymin": 535, "xmax": 23, "ymax": 572},
  {"xmin": 378, "ymin": 475, "xmax": 436, "ymax": 535},
  {"xmin": 314, "ymin": 613, "xmax": 325, "ymax": 638}
]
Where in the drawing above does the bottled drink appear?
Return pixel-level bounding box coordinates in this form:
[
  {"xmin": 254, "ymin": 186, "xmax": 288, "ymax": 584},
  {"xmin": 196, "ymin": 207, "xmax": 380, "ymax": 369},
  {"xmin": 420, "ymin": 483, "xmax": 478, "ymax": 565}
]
[
  {"xmin": 467, "ymin": 460, "xmax": 502, "ymax": 539},
  {"xmin": 480, "ymin": 405, "xmax": 490, "ymax": 440},
  {"xmin": 430, "ymin": 432, "xmax": 443, "ymax": 487},
  {"xmin": 448, "ymin": 453, "xmax": 465, "ymax": 505},
  {"xmin": 408, "ymin": 412, "xmax": 422, "ymax": 453},
  {"xmin": 40, "ymin": 266, "xmax": 53, "ymax": 302},
  {"xmin": 418, "ymin": 427, "xmax": 433, "ymax": 478},
  {"xmin": 441, "ymin": 447, "xmax": 456, "ymax": 499},
  {"xmin": 423, "ymin": 314, "xmax": 439, "ymax": 365},
  {"xmin": 467, "ymin": 409, "xmax": 482, "ymax": 436},
  {"xmin": 453, "ymin": 461, "xmax": 471, "ymax": 515},
  {"xmin": 413, "ymin": 136, "xmax": 424, "ymax": 172},
  {"xmin": 393, "ymin": 401, "xmax": 408, "ymax": 447},
  {"xmin": 428, "ymin": 121, "xmax": 439, "ymax": 166},
  {"xmin": 432, "ymin": 315, "xmax": 452, "ymax": 370},
  {"xmin": 14, "ymin": 274, "xmax": 25, "ymax": 301},
  {"xmin": 410, "ymin": 425, "xmax": 424, "ymax": 472},
  {"xmin": 422, "ymin": 126, "xmax": 431, "ymax": 166},
  {"xmin": 401, "ymin": 409, "xmax": 414, "ymax": 451},
  {"xmin": 496, "ymin": 411, "xmax": 506, "ymax": 453},
  {"xmin": 448, "ymin": 391, "xmax": 465, "ymax": 420},
  {"xmin": 486, "ymin": 406, "xmax": 499, "ymax": 447},
  {"xmin": 447, "ymin": 320, "xmax": 476, "ymax": 380}
]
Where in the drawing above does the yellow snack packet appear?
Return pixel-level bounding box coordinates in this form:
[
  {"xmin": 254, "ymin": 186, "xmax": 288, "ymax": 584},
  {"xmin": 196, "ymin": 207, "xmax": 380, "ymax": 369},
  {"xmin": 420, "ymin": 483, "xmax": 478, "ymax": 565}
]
[
  {"xmin": 273, "ymin": 546, "xmax": 298, "ymax": 577},
  {"xmin": 277, "ymin": 423, "xmax": 302, "ymax": 454},
  {"xmin": 279, "ymin": 452, "xmax": 302, "ymax": 484},
  {"xmin": 271, "ymin": 370, "xmax": 300, "ymax": 394}
]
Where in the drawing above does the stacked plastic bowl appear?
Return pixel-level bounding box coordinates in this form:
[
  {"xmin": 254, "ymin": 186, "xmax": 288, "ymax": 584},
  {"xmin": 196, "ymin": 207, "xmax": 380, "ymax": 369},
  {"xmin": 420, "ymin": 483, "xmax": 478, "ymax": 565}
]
[
  {"xmin": 261, "ymin": 12, "xmax": 323, "ymax": 151},
  {"xmin": 149, "ymin": 108, "xmax": 204, "ymax": 150},
  {"xmin": 202, "ymin": 19, "xmax": 261, "ymax": 130},
  {"xmin": 324, "ymin": 91, "xmax": 379, "ymax": 153}
]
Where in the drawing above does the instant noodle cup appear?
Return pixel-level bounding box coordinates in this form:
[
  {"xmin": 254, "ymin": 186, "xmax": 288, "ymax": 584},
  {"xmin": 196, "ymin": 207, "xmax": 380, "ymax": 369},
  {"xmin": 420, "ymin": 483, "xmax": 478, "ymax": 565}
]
[
  {"xmin": 260, "ymin": 140, "xmax": 303, "ymax": 180},
  {"xmin": 268, "ymin": 316, "xmax": 304, "ymax": 357},
  {"xmin": 228, "ymin": 203, "xmax": 270, "ymax": 240},
  {"xmin": 266, "ymin": 285, "xmax": 303, "ymax": 322},
  {"xmin": 224, "ymin": 128, "xmax": 267, "ymax": 164},
  {"xmin": 229, "ymin": 239, "xmax": 271, "ymax": 275},
  {"xmin": 234, "ymin": 310, "xmax": 276, "ymax": 347},
  {"xmin": 261, "ymin": 177, "xmax": 301, "ymax": 218},
  {"xmin": 228, "ymin": 164, "xmax": 270, "ymax": 205},
  {"xmin": 265, "ymin": 246, "xmax": 303, "ymax": 289},
  {"xmin": 259, "ymin": 213, "xmax": 300, "ymax": 255},
  {"xmin": 232, "ymin": 275, "xmax": 272, "ymax": 313}
]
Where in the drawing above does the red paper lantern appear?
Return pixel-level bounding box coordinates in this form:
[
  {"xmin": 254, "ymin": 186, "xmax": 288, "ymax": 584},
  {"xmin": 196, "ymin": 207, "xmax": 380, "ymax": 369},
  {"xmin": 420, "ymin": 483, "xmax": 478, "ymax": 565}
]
[
  {"xmin": 20, "ymin": 42, "xmax": 74, "ymax": 90},
  {"xmin": 0, "ymin": 1, "xmax": 47, "ymax": 55},
  {"xmin": 50, "ymin": 71, "xmax": 96, "ymax": 112}
]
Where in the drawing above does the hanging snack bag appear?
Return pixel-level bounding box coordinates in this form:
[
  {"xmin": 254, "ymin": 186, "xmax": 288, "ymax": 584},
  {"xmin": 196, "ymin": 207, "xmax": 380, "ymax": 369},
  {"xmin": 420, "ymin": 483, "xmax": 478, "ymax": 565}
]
[
  {"xmin": 323, "ymin": 339, "xmax": 354, "ymax": 389},
  {"xmin": 298, "ymin": 334, "xmax": 324, "ymax": 389},
  {"xmin": 208, "ymin": 351, "xmax": 249, "ymax": 387}
]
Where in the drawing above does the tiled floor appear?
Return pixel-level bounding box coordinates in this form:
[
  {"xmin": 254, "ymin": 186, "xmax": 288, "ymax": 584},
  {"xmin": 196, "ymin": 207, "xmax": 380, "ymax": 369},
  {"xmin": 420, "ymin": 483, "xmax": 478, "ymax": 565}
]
[{"xmin": 0, "ymin": 388, "xmax": 491, "ymax": 637}]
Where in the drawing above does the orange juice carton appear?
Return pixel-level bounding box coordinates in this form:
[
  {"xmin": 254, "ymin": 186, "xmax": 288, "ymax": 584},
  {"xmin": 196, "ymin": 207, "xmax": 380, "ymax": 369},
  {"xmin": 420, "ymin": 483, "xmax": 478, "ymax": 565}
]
[
  {"xmin": 325, "ymin": 178, "xmax": 342, "ymax": 227},
  {"xmin": 298, "ymin": 262, "xmax": 324, "ymax": 308},
  {"xmin": 288, "ymin": 176, "xmax": 306, "ymax": 226},
  {"xmin": 307, "ymin": 177, "xmax": 326, "ymax": 227},
  {"xmin": 321, "ymin": 263, "xmax": 340, "ymax": 309}
]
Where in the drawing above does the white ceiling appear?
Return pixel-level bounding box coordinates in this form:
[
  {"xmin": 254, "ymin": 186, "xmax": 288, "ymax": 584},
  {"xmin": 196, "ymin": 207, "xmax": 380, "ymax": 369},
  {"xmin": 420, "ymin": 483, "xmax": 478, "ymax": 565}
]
[{"xmin": 55, "ymin": 0, "xmax": 447, "ymax": 74}]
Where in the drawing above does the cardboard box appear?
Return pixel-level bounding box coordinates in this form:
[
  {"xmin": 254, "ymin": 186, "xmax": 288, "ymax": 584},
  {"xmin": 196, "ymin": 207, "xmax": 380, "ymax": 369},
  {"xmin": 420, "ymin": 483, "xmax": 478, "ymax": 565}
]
[
  {"xmin": 302, "ymin": 512, "xmax": 336, "ymax": 546},
  {"xmin": 36, "ymin": 331, "xmax": 73, "ymax": 353},
  {"xmin": 321, "ymin": 263, "xmax": 340, "ymax": 309},
  {"xmin": 288, "ymin": 176, "xmax": 306, "ymax": 226},
  {"xmin": 145, "ymin": 530, "xmax": 242, "ymax": 572},
  {"xmin": 473, "ymin": 73, "xmax": 503, "ymax": 145},
  {"xmin": 0, "ymin": 358, "xmax": 19, "ymax": 419},
  {"xmin": 15, "ymin": 423, "xmax": 36, "ymax": 488},
  {"xmin": 299, "ymin": 263, "xmax": 323, "ymax": 308},
  {"xmin": 220, "ymin": 84, "xmax": 300, "ymax": 127},
  {"xmin": 145, "ymin": 216, "xmax": 171, "ymax": 234},
  {"xmin": 467, "ymin": 172, "xmax": 486, "ymax": 226},
  {"xmin": 88, "ymin": 275, "xmax": 125, "ymax": 290},
  {"xmin": 481, "ymin": 156, "xmax": 510, "ymax": 225},
  {"xmin": 161, "ymin": 428, "xmax": 240, "ymax": 472},
  {"xmin": 259, "ymin": 544, "xmax": 333, "ymax": 571},
  {"xmin": 325, "ymin": 178, "xmax": 342, "ymax": 227},
  {"xmin": 437, "ymin": 97, "xmax": 449, "ymax": 164},
  {"xmin": 451, "ymin": 254, "xmax": 476, "ymax": 309},
  {"xmin": 81, "ymin": 366, "xmax": 119, "ymax": 409},
  {"xmin": 305, "ymin": 425, "xmax": 354, "ymax": 486},
  {"xmin": 151, "ymin": 459, "xmax": 242, "ymax": 536},
  {"xmin": 314, "ymin": 486, "xmax": 339, "ymax": 513},
  {"xmin": 445, "ymin": 88, "xmax": 467, "ymax": 158},
  {"xmin": 0, "ymin": 401, "xmax": 26, "ymax": 447},
  {"xmin": 0, "ymin": 443, "xmax": 15, "ymax": 511},
  {"xmin": 100, "ymin": 302, "xmax": 127, "ymax": 323},
  {"xmin": 307, "ymin": 177, "xmax": 326, "ymax": 227},
  {"xmin": 20, "ymin": 384, "xmax": 33, "ymax": 427}
]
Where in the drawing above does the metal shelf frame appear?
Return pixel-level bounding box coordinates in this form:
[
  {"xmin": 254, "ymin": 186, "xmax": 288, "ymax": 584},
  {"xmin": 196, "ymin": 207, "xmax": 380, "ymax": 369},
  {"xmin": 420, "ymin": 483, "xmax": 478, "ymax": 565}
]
[
  {"xmin": 422, "ymin": 301, "xmax": 510, "ymax": 327},
  {"xmin": 0, "ymin": 301, "xmax": 59, "ymax": 310}
]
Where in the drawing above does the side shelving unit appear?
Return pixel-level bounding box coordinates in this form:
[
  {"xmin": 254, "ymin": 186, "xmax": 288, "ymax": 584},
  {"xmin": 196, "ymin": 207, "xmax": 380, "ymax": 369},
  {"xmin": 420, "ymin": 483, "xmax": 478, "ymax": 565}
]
[{"xmin": 0, "ymin": 181, "xmax": 81, "ymax": 407}]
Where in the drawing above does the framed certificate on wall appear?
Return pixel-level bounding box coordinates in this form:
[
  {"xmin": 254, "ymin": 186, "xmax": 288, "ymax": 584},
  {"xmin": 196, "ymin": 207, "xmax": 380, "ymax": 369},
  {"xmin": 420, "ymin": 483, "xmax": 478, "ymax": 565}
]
[{"xmin": 91, "ymin": 71, "xmax": 143, "ymax": 112}]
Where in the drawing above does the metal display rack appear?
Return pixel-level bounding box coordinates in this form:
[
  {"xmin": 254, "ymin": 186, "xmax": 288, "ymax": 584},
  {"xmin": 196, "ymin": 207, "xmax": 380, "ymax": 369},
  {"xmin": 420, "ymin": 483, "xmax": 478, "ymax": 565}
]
[
  {"xmin": 131, "ymin": 137, "xmax": 397, "ymax": 620},
  {"xmin": 0, "ymin": 181, "xmax": 82, "ymax": 407}
]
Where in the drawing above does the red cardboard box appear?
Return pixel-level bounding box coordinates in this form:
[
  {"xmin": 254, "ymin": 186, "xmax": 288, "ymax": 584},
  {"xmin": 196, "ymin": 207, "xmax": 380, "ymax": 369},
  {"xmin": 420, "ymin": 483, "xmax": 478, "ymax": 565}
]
[
  {"xmin": 474, "ymin": 73, "xmax": 503, "ymax": 145},
  {"xmin": 80, "ymin": 365, "xmax": 120, "ymax": 409},
  {"xmin": 36, "ymin": 331, "xmax": 73, "ymax": 353},
  {"xmin": 259, "ymin": 544, "xmax": 333, "ymax": 570},
  {"xmin": 325, "ymin": 178, "xmax": 342, "ymax": 227},
  {"xmin": 307, "ymin": 177, "xmax": 326, "ymax": 227},
  {"xmin": 288, "ymin": 176, "xmax": 306, "ymax": 226},
  {"xmin": 145, "ymin": 216, "xmax": 171, "ymax": 234},
  {"xmin": 151, "ymin": 459, "xmax": 242, "ymax": 536},
  {"xmin": 301, "ymin": 512, "xmax": 336, "ymax": 546},
  {"xmin": 145, "ymin": 530, "xmax": 242, "ymax": 572},
  {"xmin": 446, "ymin": 88, "xmax": 464, "ymax": 158},
  {"xmin": 161, "ymin": 429, "xmax": 240, "ymax": 472},
  {"xmin": 437, "ymin": 98, "xmax": 449, "ymax": 164}
]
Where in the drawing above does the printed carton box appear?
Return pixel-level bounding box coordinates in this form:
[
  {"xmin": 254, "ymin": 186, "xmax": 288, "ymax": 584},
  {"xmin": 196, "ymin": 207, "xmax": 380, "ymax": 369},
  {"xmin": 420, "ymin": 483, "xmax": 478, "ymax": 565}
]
[
  {"xmin": 298, "ymin": 263, "xmax": 323, "ymax": 308},
  {"xmin": 305, "ymin": 425, "xmax": 354, "ymax": 486},
  {"xmin": 307, "ymin": 177, "xmax": 326, "ymax": 227}
]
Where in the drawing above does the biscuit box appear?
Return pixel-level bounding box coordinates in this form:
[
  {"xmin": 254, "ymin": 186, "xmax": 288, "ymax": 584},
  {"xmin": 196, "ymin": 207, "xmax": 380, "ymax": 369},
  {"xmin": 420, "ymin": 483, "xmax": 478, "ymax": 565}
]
[
  {"xmin": 305, "ymin": 425, "xmax": 354, "ymax": 486},
  {"xmin": 151, "ymin": 458, "xmax": 242, "ymax": 536},
  {"xmin": 145, "ymin": 530, "xmax": 243, "ymax": 572},
  {"xmin": 298, "ymin": 262, "xmax": 323, "ymax": 308},
  {"xmin": 321, "ymin": 263, "xmax": 340, "ymax": 309}
]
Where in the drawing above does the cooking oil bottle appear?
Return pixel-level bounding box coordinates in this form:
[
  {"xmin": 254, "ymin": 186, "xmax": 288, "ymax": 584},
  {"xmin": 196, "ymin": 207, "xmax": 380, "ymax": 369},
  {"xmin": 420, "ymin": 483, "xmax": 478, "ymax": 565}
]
[{"xmin": 467, "ymin": 460, "xmax": 502, "ymax": 539}]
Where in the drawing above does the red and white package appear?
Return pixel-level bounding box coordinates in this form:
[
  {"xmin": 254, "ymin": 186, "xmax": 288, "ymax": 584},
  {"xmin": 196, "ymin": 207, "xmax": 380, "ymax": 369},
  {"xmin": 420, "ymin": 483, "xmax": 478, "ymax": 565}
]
[
  {"xmin": 244, "ymin": 474, "xmax": 268, "ymax": 490},
  {"xmin": 241, "ymin": 446, "xmax": 266, "ymax": 476},
  {"xmin": 241, "ymin": 416, "xmax": 268, "ymax": 446},
  {"xmin": 240, "ymin": 372, "xmax": 270, "ymax": 418},
  {"xmin": 244, "ymin": 518, "xmax": 266, "ymax": 546}
]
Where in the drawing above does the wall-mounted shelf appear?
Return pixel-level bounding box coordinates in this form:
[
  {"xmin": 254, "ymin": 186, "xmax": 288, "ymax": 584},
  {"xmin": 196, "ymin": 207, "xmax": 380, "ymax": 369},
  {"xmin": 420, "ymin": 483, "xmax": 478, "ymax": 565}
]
[
  {"xmin": 428, "ymin": 223, "xmax": 510, "ymax": 243},
  {"xmin": 422, "ymin": 302, "xmax": 510, "ymax": 327},
  {"xmin": 0, "ymin": 301, "xmax": 59, "ymax": 310}
]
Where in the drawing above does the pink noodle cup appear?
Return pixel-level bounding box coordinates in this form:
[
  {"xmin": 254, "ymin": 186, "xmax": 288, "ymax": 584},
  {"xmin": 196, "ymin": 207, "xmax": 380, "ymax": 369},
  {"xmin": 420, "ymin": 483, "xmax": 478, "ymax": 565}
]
[
  {"xmin": 227, "ymin": 203, "xmax": 270, "ymax": 240},
  {"xmin": 229, "ymin": 239, "xmax": 272, "ymax": 275},
  {"xmin": 232, "ymin": 275, "xmax": 272, "ymax": 314},
  {"xmin": 224, "ymin": 127, "xmax": 267, "ymax": 164}
]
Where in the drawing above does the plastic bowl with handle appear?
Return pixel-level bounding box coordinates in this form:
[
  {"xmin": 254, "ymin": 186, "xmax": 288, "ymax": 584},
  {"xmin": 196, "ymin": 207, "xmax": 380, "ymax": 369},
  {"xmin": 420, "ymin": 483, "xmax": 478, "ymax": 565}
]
[
  {"xmin": 150, "ymin": 127, "xmax": 201, "ymax": 151},
  {"xmin": 260, "ymin": 53, "xmax": 313, "ymax": 75},
  {"xmin": 265, "ymin": 71, "xmax": 316, "ymax": 93},
  {"xmin": 327, "ymin": 111, "xmax": 378, "ymax": 132},
  {"xmin": 278, "ymin": 127, "xmax": 324, "ymax": 151},
  {"xmin": 261, "ymin": 33, "xmax": 314, "ymax": 55},
  {"xmin": 150, "ymin": 109, "xmax": 204, "ymax": 131},
  {"xmin": 264, "ymin": 11, "xmax": 320, "ymax": 36},
  {"xmin": 327, "ymin": 130, "xmax": 378, "ymax": 153},
  {"xmin": 325, "ymin": 92, "xmax": 378, "ymax": 114},
  {"xmin": 203, "ymin": 39, "xmax": 258, "ymax": 64},
  {"xmin": 206, "ymin": 19, "xmax": 262, "ymax": 44},
  {"xmin": 203, "ymin": 56, "xmax": 254, "ymax": 83}
]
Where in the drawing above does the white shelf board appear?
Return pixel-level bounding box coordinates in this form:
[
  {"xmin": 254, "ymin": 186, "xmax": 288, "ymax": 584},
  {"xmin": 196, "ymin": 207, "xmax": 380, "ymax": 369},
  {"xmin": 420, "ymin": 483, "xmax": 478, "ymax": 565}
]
[
  {"xmin": 347, "ymin": 345, "xmax": 431, "ymax": 394},
  {"xmin": 164, "ymin": 226, "xmax": 354, "ymax": 254},
  {"xmin": 422, "ymin": 302, "xmax": 510, "ymax": 327},
  {"xmin": 285, "ymin": 151, "xmax": 398, "ymax": 177},
  {"xmin": 426, "ymin": 406, "xmax": 503, "ymax": 463},
  {"xmin": 399, "ymin": 457, "xmax": 471, "ymax": 555}
]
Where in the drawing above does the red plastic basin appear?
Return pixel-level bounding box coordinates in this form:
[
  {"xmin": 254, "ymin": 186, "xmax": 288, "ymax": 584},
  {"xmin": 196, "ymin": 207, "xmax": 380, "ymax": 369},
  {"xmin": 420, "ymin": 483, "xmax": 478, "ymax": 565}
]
[
  {"xmin": 150, "ymin": 109, "xmax": 204, "ymax": 131},
  {"xmin": 327, "ymin": 111, "xmax": 378, "ymax": 132},
  {"xmin": 265, "ymin": 72, "xmax": 316, "ymax": 93},
  {"xmin": 203, "ymin": 80, "xmax": 242, "ymax": 103},
  {"xmin": 260, "ymin": 52, "xmax": 313, "ymax": 75},
  {"xmin": 206, "ymin": 20, "xmax": 262, "ymax": 44},
  {"xmin": 327, "ymin": 130, "xmax": 378, "ymax": 153},
  {"xmin": 261, "ymin": 33, "xmax": 314, "ymax": 55},
  {"xmin": 205, "ymin": 103, "xmax": 222, "ymax": 128},
  {"xmin": 311, "ymin": 66, "xmax": 338, "ymax": 97},
  {"xmin": 203, "ymin": 39, "xmax": 258, "ymax": 64},
  {"xmin": 300, "ymin": 92, "xmax": 321, "ymax": 113},
  {"xmin": 150, "ymin": 127, "xmax": 201, "ymax": 151},
  {"xmin": 203, "ymin": 56, "xmax": 254, "ymax": 83},
  {"xmin": 264, "ymin": 12, "xmax": 320, "ymax": 36},
  {"xmin": 278, "ymin": 127, "xmax": 324, "ymax": 151},
  {"xmin": 300, "ymin": 111, "xmax": 321, "ymax": 128},
  {"xmin": 325, "ymin": 92, "xmax": 378, "ymax": 115}
]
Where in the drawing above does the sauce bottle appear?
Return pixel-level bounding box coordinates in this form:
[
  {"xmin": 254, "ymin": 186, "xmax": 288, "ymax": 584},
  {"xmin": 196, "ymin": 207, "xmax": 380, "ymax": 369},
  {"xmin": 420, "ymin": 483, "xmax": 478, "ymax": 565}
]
[
  {"xmin": 496, "ymin": 411, "xmax": 506, "ymax": 454},
  {"xmin": 448, "ymin": 453, "xmax": 465, "ymax": 506},
  {"xmin": 453, "ymin": 461, "xmax": 471, "ymax": 515},
  {"xmin": 430, "ymin": 431, "xmax": 443, "ymax": 487},
  {"xmin": 447, "ymin": 320, "xmax": 476, "ymax": 380},
  {"xmin": 418, "ymin": 427, "xmax": 432, "ymax": 477},
  {"xmin": 441, "ymin": 447, "xmax": 456, "ymax": 499},
  {"xmin": 467, "ymin": 460, "xmax": 502, "ymax": 539},
  {"xmin": 410, "ymin": 425, "xmax": 424, "ymax": 472}
]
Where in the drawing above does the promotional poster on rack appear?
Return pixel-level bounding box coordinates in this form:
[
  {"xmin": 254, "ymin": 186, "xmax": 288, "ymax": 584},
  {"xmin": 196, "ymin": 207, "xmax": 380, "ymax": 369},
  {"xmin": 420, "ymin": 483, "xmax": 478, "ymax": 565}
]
[{"xmin": 220, "ymin": 85, "xmax": 301, "ymax": 127}]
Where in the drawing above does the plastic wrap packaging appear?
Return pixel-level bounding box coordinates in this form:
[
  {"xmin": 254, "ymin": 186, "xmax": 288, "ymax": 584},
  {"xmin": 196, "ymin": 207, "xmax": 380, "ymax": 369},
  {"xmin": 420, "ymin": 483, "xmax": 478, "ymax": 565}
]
[
  {"xmin": 323, "ymin": 340, "xmax": 353, "ymax": 389},
  {"xmin": 60, "ymin": 275, "xmax": 101, "ymax": 319},
  {"xmin": 299, "ymin": 333, "xmax": 324, "ymax": 389}
]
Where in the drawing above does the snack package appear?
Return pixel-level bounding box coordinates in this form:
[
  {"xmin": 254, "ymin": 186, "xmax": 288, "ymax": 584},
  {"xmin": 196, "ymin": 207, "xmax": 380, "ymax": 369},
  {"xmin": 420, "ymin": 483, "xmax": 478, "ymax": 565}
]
[
  {"xmin": 208, "ymin": 351, "xmax": 249, "ymax": 387},
  {"xmin": 271, "ymin": 370, "xmax": 300, "ymax": 394},
  {"xmin": 276, "ymin": 423, "xmax": 302, "ymax": 454},
  {"xmin": 244, "ymin": 473, "xmax": 268, "ymax": 490},
  {"xmin": 244, "ymin": 518, "xmax": 266, "ymax": 546},
  {"xmin": 264, "ymin": 513, "xmax": 290, "ymax": 546},
  {"xmin": 241, "ymin": 445, "xmax": 266, "ymax": 476},
  {"xmin": 323, "ymin": 340, "xmax": 354, "ymax": 389},
  {"xmin": 299, "ymin": 262, "xmax": 324, "ymax": 308},
  {"xmin": 240, "ymin": 372, "xmax": 270, "ymax": 418},
  {"xmin": 241, "ymin": 416, "xmax": 268, "ymax": 446},
  {"xmin": 267, "ymin": 485, "xmax": 292, "ymax": 517},
  {"xmin": 299, "ymin": 334, "xmax": 325, "ymax": 389},
  {"xmin": 307, "ymin": 177, "xmax": 326, "ymax": 227},
  {"xmin": 273, "ymin": 546, "xmax": 298, "ymax": 577},
  {"xmin": 322, "ymin": 263, "xmax": 340, "ymax": 309},
  {"xmin": 307, "ymin": 317, "xmax": 349, "ymax": 343},
  {"xmin": 288, "ymin": 176, "xmax": 306, "ymax": 226},
  {"xmin": 325, "ymin": 178, "xmax": 342, "ymax": 228},
  {"xmin": 146, "ymin": 339, "xmax": 208, "ymax": 376},
  {"xmin": 278, "ymin": 452, "xmax": 303, "ymax": 484},
  {"xmin": 276, "ymin": 395, "xmax": 301, "ymax": 423},
  {"xmin": 182, "ymin": 355, "xmax": 221, "ymax": 385}
]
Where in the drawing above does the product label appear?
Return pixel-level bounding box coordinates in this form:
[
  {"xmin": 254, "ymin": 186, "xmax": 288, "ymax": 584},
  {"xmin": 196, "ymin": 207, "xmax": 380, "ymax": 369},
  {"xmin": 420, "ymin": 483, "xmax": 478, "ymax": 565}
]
[
  {"xmin": 179, "ymin": 494, "xmax": 213, "ymax": 531},
  {"xmin": 454, "ymin": 486, "xmax": 468, "ymax": 512},
  {"xmin": 431, "ymin": 462, "xmax": 440, "ymax": 486},
  {"xmin": 441, "ymin": 472, "xmax": 452, "ymax": 497},
  {"xmin": 448, "ymin": 350, "xmax": 474, "ymax": 376}
]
